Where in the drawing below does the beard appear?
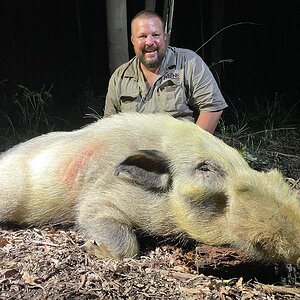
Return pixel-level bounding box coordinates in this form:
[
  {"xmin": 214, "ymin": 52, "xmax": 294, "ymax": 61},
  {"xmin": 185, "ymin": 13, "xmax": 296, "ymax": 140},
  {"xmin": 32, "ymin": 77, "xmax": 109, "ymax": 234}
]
[{"xmin": 137, "ymin": 46, "xmax": 166, "ymax": 68}]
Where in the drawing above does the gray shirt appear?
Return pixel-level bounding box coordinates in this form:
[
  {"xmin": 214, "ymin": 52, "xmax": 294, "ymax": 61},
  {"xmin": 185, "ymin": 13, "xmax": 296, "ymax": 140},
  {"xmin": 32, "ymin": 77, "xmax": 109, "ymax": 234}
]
[{"xmin": 104, "ymin": 46, "xmax": 227, "ymax": 121}]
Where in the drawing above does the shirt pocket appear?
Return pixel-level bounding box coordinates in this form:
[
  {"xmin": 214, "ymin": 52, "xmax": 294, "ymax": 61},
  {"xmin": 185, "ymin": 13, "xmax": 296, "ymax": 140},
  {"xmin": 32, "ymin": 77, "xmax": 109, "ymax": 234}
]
[
  {"xmin": 159, "ymin": 80, "xmax": 186, "ymax": 112},
  {"xmin": 120, "ymin": 94, "xmax": 139, "ymax": 112}
]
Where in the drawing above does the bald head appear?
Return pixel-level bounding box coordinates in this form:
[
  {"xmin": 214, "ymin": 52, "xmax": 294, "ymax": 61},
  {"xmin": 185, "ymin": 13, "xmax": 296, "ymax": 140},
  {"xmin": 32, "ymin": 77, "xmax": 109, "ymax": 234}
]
[{"xmin": 131, "ymin": 10, "xmax": 165, "ymax": 35}]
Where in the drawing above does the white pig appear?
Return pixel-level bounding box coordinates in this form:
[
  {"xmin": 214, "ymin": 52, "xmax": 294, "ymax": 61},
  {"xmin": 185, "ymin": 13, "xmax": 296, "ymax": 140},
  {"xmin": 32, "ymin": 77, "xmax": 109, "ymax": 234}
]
[{"xmin": 0, "ymin": 113, "xmax": 299, "ymax": 265}]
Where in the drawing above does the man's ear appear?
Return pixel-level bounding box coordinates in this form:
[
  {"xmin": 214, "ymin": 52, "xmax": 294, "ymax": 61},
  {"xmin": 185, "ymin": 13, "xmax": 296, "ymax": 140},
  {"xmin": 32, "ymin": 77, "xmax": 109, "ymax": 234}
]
[
  {"xmin": 116, "ymin": 150, "xmax": 172, "ymax": 192},
  {"xmin": 164, "ymin": 33, "xmax": 168, "ymax": 42}
]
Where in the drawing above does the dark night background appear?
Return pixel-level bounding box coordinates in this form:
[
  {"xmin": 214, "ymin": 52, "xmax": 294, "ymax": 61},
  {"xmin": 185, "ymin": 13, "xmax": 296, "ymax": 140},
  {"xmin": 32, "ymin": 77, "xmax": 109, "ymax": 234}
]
[{"xmin": 0, "ymin": 0, "xmax": 299, "ymax": 130}]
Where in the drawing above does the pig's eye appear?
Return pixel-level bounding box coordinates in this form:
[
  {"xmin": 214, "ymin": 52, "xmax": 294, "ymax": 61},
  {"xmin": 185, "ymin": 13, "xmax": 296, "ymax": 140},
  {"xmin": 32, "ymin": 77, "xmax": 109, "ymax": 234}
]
[
  {"xmin": 195, "ymin": 161, "xmax": 225, "ymax": 178},
  {"xmin": 195, "ymin": 161, "xmax": 226, "ymax": 188},
  {"xmin": 196, "ymin": 162, "xmax": 214, "ymax": 172}
]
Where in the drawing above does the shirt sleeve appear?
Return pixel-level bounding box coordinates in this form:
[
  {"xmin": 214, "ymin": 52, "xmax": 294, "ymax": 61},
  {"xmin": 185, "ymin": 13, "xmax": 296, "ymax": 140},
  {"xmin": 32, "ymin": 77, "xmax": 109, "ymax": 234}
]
[
  {"xmin": 187, "ymin": 55, "xmax": 228, "ymax": 112},
  {"xmin": 104, "ymin": 72, "xmax": 121, "ymax": 117}
]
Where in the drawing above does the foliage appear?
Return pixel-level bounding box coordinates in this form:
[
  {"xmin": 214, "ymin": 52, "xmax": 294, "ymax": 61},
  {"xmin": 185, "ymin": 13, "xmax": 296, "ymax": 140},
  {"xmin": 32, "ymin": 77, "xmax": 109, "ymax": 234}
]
[
  {"xmin": 218, "ymin": 91, "xmax": 299, "ymax": 175},
  {"xmin": 195, "ymin": 22, "xmax": 260, "ymax": 55},
  {"xmin": 0, "ymin": 83, "xmax": 58, "ymax": 150},
  {"xmin": 76, "ymin": 78, "xmax": 105, "ymax": 120},
  {"xmin": 13, "ymin": 84, "xmax": 54, "ymax": 134}
]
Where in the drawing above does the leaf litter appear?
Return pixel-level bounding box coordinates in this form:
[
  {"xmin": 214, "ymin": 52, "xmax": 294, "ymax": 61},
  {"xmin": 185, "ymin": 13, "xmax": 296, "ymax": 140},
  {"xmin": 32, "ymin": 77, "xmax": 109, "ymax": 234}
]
[{"xmin": 1, "ymin": 223, "xmax": 299, "ymax": 299}]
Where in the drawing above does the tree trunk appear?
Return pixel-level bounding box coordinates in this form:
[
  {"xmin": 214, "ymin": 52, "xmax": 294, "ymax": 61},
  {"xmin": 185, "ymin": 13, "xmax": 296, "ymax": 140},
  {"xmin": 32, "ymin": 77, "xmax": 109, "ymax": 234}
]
[
  {"xmin": 163, "ymin": 0, "xmax": 174, "ymax": 45},
  {"xmin": 106, "ymin": 0, "xmax": 129, "ymax": 75},
  {"xmin": 145, "ymin": 0, "xmax": 156, "ymax": 11}
]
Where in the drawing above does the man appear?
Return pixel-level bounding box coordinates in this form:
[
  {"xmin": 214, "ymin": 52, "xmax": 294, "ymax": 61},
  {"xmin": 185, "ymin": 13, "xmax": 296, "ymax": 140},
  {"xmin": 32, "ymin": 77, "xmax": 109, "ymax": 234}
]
[{"xmin": 104, "ymin": 10, "xmax": 227, "ymax": 134}]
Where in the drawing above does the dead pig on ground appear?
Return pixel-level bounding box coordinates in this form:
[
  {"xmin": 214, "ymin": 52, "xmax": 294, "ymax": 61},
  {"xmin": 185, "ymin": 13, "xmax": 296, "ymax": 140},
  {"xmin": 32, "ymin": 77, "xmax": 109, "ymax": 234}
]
[{"xmin": 0, "ymin": 113, "xmax": 299, "ymax": 265}]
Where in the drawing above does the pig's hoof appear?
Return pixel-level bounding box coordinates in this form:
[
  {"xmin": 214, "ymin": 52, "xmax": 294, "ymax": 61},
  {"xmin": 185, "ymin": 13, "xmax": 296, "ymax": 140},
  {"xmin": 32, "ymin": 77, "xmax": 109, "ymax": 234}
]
[{"xmin": 80, "ymin": 239, "xmax": 123, "ymax": 260}]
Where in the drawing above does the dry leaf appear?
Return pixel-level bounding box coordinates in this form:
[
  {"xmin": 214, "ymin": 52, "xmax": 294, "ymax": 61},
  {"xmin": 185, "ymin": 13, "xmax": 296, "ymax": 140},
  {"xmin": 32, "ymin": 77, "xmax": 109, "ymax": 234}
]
[
  {"xmin": 0, "ymin": 236, "xmax": 9, "ymax": 247},
  {"xmin": 236, "ymin": 277, "xmax": 244, "ymax": 289},
  {"xmin": 2, "ymin": 268, "xmax": 19, "ymax": 278},
  {"xmin": 22, "ymin": 271, "xmax": 37, "ymax": 285}
]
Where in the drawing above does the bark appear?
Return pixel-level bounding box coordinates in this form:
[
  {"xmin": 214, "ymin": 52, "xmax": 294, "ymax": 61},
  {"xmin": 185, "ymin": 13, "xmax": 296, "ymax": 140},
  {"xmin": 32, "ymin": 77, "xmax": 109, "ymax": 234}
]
[
  {"xmin": 106, "ymin": 0, "xmax": 129, "ymax": 75},
  {"xmin": 145, "ymin": 0, "xmax": 156, "ymax": 11},
  {"xmin": 163, "ymin": 0, "xmax": 174, "ymax": 45}
]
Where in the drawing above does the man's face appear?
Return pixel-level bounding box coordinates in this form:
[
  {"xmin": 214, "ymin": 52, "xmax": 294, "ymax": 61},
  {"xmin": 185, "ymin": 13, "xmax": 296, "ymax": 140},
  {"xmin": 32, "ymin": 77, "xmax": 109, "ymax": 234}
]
[{"xmin": 131, "ymin": 17, "xmax": 167, "ymax": 69}]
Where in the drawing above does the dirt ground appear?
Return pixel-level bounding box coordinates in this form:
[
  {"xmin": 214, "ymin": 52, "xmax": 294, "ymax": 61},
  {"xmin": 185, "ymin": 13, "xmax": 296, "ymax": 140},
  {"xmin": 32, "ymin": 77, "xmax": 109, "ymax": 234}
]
[
  {"xmin": 0, "ymin": 130, "xmax": 299, "ymax": 299},
  {"xmin": 1, "ymin": 226, "xmax": 300, "ymax": 300}
]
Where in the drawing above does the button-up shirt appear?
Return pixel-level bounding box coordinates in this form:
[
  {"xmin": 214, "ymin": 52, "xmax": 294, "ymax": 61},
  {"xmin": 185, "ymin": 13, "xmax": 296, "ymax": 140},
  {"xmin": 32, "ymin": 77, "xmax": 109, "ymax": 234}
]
[{"xmin": 104, "ymin": 46, "xmax": 227, "ymax": 121}]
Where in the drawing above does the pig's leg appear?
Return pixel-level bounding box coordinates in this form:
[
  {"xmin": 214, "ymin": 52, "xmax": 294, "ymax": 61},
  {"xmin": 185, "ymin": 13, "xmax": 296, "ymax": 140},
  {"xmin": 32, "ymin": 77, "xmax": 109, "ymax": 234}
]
[
  {"xmin": 0, "ymin": 159, "xmax": 27, "ymax": 223},
  {"xmin": 78, "ymin": 202, "xmax": 139, "ymax": 260}
]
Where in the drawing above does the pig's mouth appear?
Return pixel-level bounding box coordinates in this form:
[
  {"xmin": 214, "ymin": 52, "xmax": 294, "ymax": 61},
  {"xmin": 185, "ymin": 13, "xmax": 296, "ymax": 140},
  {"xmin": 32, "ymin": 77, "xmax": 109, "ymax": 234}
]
[
  {"xmin": 251, "ymin": 240, "xmax": 300, "ymax": 265},
  {"xmin": 252, "ymin": 241, "xmax": 273, "ymax": 261},
  {"xmin": 232, "ymin": 239, "xmax": 275, "ymax": 263}
]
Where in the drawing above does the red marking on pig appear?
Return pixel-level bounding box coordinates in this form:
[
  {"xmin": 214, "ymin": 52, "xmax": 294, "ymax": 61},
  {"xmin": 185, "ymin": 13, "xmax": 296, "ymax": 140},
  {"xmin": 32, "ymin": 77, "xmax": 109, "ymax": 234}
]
[{"xmin": 62, "ymin": 146, "xmax": 101, "ymax": 197}]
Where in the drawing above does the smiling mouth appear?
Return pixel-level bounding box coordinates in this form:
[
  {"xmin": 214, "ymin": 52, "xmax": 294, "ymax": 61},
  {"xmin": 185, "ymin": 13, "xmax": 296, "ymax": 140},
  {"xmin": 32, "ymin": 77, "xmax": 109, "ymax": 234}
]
[
  {"xmin": 144, "ymin": 47, "xmax": 157, "ymax": 53},
  {"xmin": 144, "ymin": 49, "xmax": 157, "ymax": 58}
]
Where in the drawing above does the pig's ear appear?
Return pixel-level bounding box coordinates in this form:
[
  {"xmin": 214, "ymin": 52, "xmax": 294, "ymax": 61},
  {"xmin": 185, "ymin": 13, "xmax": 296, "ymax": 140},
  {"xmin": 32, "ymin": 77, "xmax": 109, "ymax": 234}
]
[{"xmin": 116, "ymin": 150, "xmax": 172, "ymax": 192}]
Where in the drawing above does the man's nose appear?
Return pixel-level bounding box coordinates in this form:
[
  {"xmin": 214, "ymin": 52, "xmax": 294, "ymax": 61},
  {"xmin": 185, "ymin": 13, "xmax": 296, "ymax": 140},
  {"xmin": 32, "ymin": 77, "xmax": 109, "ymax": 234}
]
[{"xmin": 145, "ymin": 35, "xmax": 154, "ymax": 45}]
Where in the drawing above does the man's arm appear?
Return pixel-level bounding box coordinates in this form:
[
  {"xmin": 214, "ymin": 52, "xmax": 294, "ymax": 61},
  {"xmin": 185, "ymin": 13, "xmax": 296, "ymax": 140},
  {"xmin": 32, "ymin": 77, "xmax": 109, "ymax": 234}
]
[
  {"xmin": 185, "ymin": 52, "xmax": 227, "ymax": 133},
  {"xmin": 195, "ymin": 110, "xmax": 223, "ymax": 134}
]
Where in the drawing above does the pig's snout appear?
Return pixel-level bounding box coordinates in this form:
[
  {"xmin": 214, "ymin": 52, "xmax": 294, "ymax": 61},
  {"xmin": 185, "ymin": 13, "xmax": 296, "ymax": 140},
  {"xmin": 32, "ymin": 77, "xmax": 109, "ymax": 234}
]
[
  {"xmin": 226, "ymin": 170, "xmax": 300, "ymax": 265},
  {"xmin": 250, "ymin": 237, "xmax": 300, "ymax": 266}
]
